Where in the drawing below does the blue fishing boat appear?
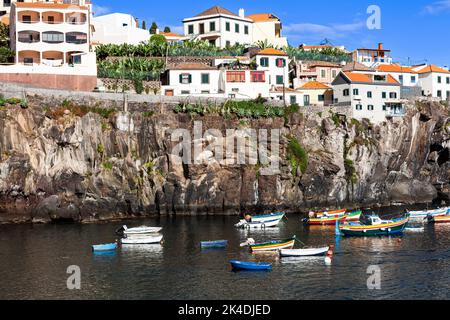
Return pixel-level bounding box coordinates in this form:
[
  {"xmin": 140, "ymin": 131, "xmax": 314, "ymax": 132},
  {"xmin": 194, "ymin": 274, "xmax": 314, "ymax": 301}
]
[
  {"xmin": 92, "ymin": 243, "xmax": 117, "ymax": 252},
  {"xmin": 201, "ymin": 240, "xmax": 228, "ymax": 248},
  {"xmin": 230, "ymin": 260, "xmax": 272, "ymax": 271}
]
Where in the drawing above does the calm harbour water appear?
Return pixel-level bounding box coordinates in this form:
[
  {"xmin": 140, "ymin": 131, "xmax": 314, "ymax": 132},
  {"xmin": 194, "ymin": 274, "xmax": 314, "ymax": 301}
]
[{"xmin": 1, "ymin": 214, "xmax": 450, "ymax": 300}]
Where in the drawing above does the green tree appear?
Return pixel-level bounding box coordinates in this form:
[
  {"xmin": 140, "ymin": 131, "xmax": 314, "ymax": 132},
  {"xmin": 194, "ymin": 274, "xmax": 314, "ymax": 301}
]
[
  {"xmin": 141, "ymin": 20, "xmax": 147, "ymax": 30},
  {"xmin": 164, "ymin": 26, "xmax": 171, "ymax": 33},
  {"xmin": 150, "ymin": 22, "xmax": 158, "ymax": 34},
  {"xmin": 0, "ymin": 22, "xmax": 9, "ymax": 47}
]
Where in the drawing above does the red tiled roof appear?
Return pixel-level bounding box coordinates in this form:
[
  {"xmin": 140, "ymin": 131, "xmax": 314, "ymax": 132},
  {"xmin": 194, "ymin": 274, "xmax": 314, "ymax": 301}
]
[
  {"xmin": 167, "ymin": 63, "xmax": 216, "ymax": 70},
  {"xmin": 343, "ymin": 72, "xmax": 400, "ymax": 85},
  {"xmin": 195, "ymin": 6, "xmax": 238, "ymax": 17},
  {"xmin": 255, "ymin": 48, "xmax": 288, "ymax": 56},
  {"xmin": 299, "ymin": 81, "xmax": 331, "ymax": 89},
  {"xmin": 413, "ymin": 64, "xmax": 450, "ymax": 74},
  {"xmin": 377, "ymin": 64, "xmax": 418, "ymax": 74},
  {"xmin": 246, "ymin": 13, "xmax": 280, "ymax": 22}
]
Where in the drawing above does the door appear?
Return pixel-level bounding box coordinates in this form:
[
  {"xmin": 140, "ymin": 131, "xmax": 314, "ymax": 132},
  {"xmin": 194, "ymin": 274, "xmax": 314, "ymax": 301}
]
[
  {"xmin": 199, "ymin": 23, "xmax": 205, "ymax": 34},
  {"xmin": 304, "ymin": 95, "xmax": 310, "ymax": 106}
]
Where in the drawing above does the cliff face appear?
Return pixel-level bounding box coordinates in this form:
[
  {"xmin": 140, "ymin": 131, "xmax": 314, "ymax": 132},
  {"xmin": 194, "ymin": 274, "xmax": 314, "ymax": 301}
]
[{"xmin": 0, "ymin": 96, "xmax": 449, "ymax": 223}]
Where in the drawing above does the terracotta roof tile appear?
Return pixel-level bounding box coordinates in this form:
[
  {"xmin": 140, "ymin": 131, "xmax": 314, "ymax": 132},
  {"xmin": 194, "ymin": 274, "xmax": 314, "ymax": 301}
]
[
  {"xmin": 195, "ymin": 6, "xmax": 237, "ymax": 17},
  {"xmin": 15, "ymin": 2, "xmax": 88, "ymax": 10},
  {"xmin": 167, "ymin": 63, "xmax": 216, "ymax": 70},
  {"xmin": 305, "ymin": 60, "xmax": 341, "ymax": 68},
  {"xmin": 246, "ymin": 13, "xmax": 279, "ymax": 22},
  {"xmin": 271, "ymin": 86, "xmax": 298, "ymax": 93},
  {"xmin": 342, "ymin": 61, "xmax": 375, "ymax": 72},
  {"xmin": 254, "ymin": 48, "xmax": 288, "ymax": 57},
  {"xmin": 377, "ymin": 64, "xmax": 418, "ymax": 74},
  {"xmin": 413, "ymin": 64, "xmax": 450, "ymax": 74},
  {"xmin": 299, "ymin": 81, "xmax": 331, "ymax": 89},
  {"xmin": 343, "ymin": 72, "xmax": 400, "ymax": 85}
]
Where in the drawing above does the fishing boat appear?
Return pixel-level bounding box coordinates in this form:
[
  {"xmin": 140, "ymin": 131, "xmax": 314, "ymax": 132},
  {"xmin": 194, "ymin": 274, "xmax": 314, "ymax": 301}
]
[
  {"xmin": 235, "ymin": 212, "xmax": 285, "ymax": 229},
  {"xmin": 279, "ymin": 246, "xmax": 330, "ymax": 257},
  {"xmin": 339, "ymin": 213, "xmax": 409, "ymax": 237},
  {"xmin": 250, "ymin": 237, "xmax": 296, "ymax": 253},
  {"xmin": 230, "ymin": 260, "xmax": 272, "ymax": 271},
  {"xmin": 428, "ymin": 214, "xmax": 450, "ymax": 223},
  {"xmin": 345, "ymin": 210, "xmax": 363, "ymax": 222},
  {"xmin": 305, "ymin": 214, "xmax": 348, "ymax": 226},
  {"xmin": 304, "ymin": 209, "xmax": 362, "ymax": 226},
  {"xmin": 92, "ymin": 243, "xmax": 117, "ymax": 252},
  {"xmin": 121, "ymin": 234, "xmax": 163, "ymax": 245},
  {"xmin": 201, "ymin": 240, "xmax": 228, "ymax": 248},
  {"xmin": 118, "ymin": 225, "xmax": 163, "ymax": 235},
  {"xmin": 405, "ymin": 225, "xmax": 425, "ymax": 232},
  {"xmin": 408, "ymin": 208, "xmax": 447, "ymax": 221},
  {"xmin": 314, "ymin": 209, "xmax": 347, "ymax": 218}
]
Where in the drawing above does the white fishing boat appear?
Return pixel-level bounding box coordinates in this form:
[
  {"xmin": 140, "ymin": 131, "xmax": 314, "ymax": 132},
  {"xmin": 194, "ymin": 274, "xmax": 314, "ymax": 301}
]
[
  {"xmin": 279, "ymin": 247, "xmax": 330, "ymax": 257},
  {"xmin": 120, "ymin": 225, "xmax": 163, "ymax": 235},
  {"xmin": 235, "ymin": 212, "xmax": 285, "ymax": 229},
  {"xmin": 121, "ymin": 234, "xmax": 163, "ymax": 245},
  {"xmin": 408, "ymin": 208, "xmax": 448, "ymax": 221}
]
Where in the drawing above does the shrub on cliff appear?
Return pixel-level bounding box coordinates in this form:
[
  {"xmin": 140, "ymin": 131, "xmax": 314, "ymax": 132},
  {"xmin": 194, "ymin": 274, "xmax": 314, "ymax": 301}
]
[{"xmin": 287, "ymin": 136, "xmax": 309, "ymax": 176}]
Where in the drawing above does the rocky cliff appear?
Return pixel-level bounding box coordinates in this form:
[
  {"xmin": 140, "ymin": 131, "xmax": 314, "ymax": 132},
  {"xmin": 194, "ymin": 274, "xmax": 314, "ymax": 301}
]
[{"xmin": 0, "ymin": 95, "xmax": 449, "ymax": 224}]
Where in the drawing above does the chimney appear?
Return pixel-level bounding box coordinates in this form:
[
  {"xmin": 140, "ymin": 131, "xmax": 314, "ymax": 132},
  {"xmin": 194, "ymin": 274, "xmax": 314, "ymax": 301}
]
[
  {"xmin": 135, "ymin": 18, "xmax": 139, "ymax": 28},
  {"xmin": 239, "ymin": 8, "xmax": 245, "ymax": 18},
  {"xmin": 378, "ymin": 43, "xmax": 383, "ymax": 50}
]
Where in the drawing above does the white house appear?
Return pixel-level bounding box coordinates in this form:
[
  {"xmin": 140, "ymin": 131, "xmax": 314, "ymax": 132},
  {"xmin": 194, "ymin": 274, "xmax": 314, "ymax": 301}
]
[
  {"xmin": 353, "ymin": 43, "xmax": 393, "ymax": 68},
  {"xmin": 92, "ymin": 13, "xmax": 150, "ymax": 45},
  {"xmin": 183, "ymin": 6, "xmax": 253, "ymax": 48},
  {"xmin": 0, "ymin": 0, "xmax": 97, "ymax": 91},
  {"xmin": 251, "ymin": 48, "xmax": 289, "ymax": 89},
  {"xmin": 246, "ymin": 13, "xmax": 287, "ymax": 47},
  {"xmin": 332, "ymin": 71, "xmax": 404, "ymax": 124},
  {"xmin": 411, "ymin": 64, "xmax": 450, "ymax": 100},
  {"xmin": 1, "ymin": 0, "xmax": 91, "ymax": 16},
  {"xmin": 376, "ymin": 64, "xmax": 421, "ymax": 98},
  {"xmin": 182, "ymin": 6, "xmax": 288, "ymax": 48}
]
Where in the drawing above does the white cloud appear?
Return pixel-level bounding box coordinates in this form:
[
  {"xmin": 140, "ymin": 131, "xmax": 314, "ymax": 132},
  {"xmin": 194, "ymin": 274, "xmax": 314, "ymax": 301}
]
[
  {"xmin": 92, "ymin": 5, "xmax": 111, "ymax": 16},
  {"xmin": 423, "ymin": 0, "xmax": 450, "ymax": 14}
]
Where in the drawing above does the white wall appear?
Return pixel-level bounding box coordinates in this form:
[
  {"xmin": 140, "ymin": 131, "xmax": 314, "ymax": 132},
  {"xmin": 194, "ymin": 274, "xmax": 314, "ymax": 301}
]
[
  {"xmin": 93, "ymin": 13, "xmax": 150, "ymax": 45},
  {"xmin": 419, "ymin": 73, "xmax": 450, "ymax": 99},
  {"xmin": 254, "ymin": 53, "xmax": 289, "ymax": 88},
  {"xmin": 252, "ymin": 21, "xmax": 287, "ymax": 47},
  {"xmin": 163, "ymin": 69, "xmax": 222, "ymax": 96}
]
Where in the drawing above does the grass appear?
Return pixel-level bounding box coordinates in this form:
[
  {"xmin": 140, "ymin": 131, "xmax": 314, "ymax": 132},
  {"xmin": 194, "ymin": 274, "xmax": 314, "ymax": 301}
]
[{"xmin": 286, "ymin": 136, "xmax": 308, "ymax": 176}]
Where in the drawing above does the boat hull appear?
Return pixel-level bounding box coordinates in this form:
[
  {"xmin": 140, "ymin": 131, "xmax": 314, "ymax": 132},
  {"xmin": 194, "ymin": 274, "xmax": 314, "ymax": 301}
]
[
  {"xmin": 92, "ymin": 243, "xmax": 117, "ymax": 251},
  {"xmin": 123, "ymin": 227, "xmax": 163, "ymax": 235},
  {"xmin": 280, "ymin": 247, "xmax": 329, "ymax": 257},
  {"xmin": 250, "ymin": 238, "xmax": 296, "ymax": 252},
  {"xmin": 236, "ymin": 213, "xmax": 285, "ymax": 229},
  {"xmin": 230, "ymin": 260, "xmax": 272, "ymax": 271},
  {"xmin": 306, "ymin": 210, "xmax": 361, "ymax": 225},
  {"xmin": 121, "ymin": 235, "xmax": 163, "ymax": 244},
  {"xmin": 430, "ymin": 215, "xmax": 450, "ymax": 223},
  {"xmin": 340, "ymin": 218, "xmax": 409, "ymax": 237},
  {"xmin": 201, "ymin": 240, "xmax": 228, "ymax": 248}
]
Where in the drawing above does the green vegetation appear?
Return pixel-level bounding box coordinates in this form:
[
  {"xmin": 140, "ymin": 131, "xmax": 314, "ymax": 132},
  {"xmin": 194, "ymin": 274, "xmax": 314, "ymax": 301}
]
[
  {"xmin": 142, "ymin": 111, "xmax": 155, "ymax": 117},
  {"xmin": 0, "ymin": 97, "xmax": 27, "ymax": 107},
  {"xmin": 344, "ymin": 158, "xmax": 358, "ymax": 185},
  {"xmin": 150, "ymin": 22, "xmax": 158, "ymax": 35},
  {"xmin": 97, "ymin": 144, "xmax": 105, "ymax": 155},
  {"xmin": 0, "ymin": 23, "xmax": 14, "ymax": 63},
  {"xmin": 97, "ymin": 57, "xmax": 165, "ymax": 81},
  {"xmin": 102, "ymin": 161, "xmax": 113, "ymax": 170},
  {"xmin": 46, "ymin": 100, "xmax": 116, "ymax": 119},
  {"xmin": 286, "ymin": 136, "xmax": 309, "ymax": 176},
  {"xmin": 173, "ymin": 99, "xmax": 290, "ymax": 119}
]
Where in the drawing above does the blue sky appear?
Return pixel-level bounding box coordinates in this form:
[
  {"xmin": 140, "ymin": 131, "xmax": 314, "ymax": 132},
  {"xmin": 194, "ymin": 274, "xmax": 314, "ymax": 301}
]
[{"xmin": 92, "ymin": 0, "xmax": 450, "ymax": 67}]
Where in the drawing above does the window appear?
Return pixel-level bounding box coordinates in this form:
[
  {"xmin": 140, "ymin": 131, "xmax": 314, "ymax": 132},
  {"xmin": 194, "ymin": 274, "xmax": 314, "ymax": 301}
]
[
  {"xmin": 22, "ymin": 15, "xmax": 31, "ymax": 23},
  {"xmin": 276, "ymin": 58, "xmax": 286, "ymax": 68},
  {"xmin": 201, "ymin": 73, "xmax": 210, "ymax": 84},
  {"xmin": 390, "ymin": 92, "xmax": 397, "ymax": 99},
  {"xmin": 226, "ymin": 22, "xmax": 230, "ymax": 31},
  {"xmin": 48, "ymin": 16, "xmax": 55, "ymax": 24},
  {"xmin": 72, "ymin": 55, "xmax": 82, "ymax": 65},
  {"xmin": 66, "ymin": 32, "xmax": 87, "ymax": 44},
  {"xmin": 318, "ymin": 95, "xmax": 325, "ymax": 102},
  {"xmin": 438, "ymin": 76, "xmax": 442, "ymax": 84},
  {"xmin": 209, "ymin": 22, "xmax": 216, "ymax": 32},
  {"xmin": 232, "ymin": 88, "xmax": 239, "ymax": 92},
  {"xmin": 235, "ymin": 24, "xmax": 240, "ymax": 33},
  {"xmin": 437, "ymin": 90, "xmax": 442, "ymax": 98},
  {"xmin": 343, "ymin": 89, "xmax": 350, "ymax": 96},
  {"xmin": 276, "ymin": 75, "xmax": 284, "ymax": 85},
  {"xmin": 367, "ymin": 91, "xmax": 372, "ymax": 98},
  {"xmin": 201, "ymin": 90, "xmax": 210, "ymax": 94},
  {"xmin": 320, "ymin": 69, "xmax": 326, "ymax": 78},
  {"xmin": 244, "ymin": 26, "xmax": 249, "ymax": 35},
  {"xmin": 411, "ymin": 76, "xmax": 416, "ymax": 84},
  {"xmin": 181, "ymin": 90, "xmax": 190, "ymax": 95},
  {"xmin": 228, "ymin": 93, "xmax": 236, "ymax": 98},
  {"xmin": 290, "ymin": 95, "xmax": 297, "ymax": 104},
  {"xmin": 188, "ymin": 25, "xmax": 194, "ymax": 34},
  {"xmin": 332, "ymin": 70, "xmax": 337, "ymax": 78},
  {"xmin": 447, "ymin": 77, "xmax": 450, "ymax": 84},
  {"xmin": 122, "ymin": 23, "xmax": 128, "ymax": 27},
  {"xmin": 356, "ymin": 104, "xmax": 363, "ymax": 110},
  {"xmin": 199, "ymin": 23, "xmax": 205, "ymax": 34},
  {"xmin": 382, "ymin": 105, "xmax": 387, "ymax": 111},
  {"xmin": 353, "ymin": 89, "xmax": 359, "ymax": 95},
  {"xmin": 399, "ymin": 75, "xmax": 403, "ymax": 84},
  {"xmin": 368, "ymin": 105, "xmax": 374, "ymax": 111},
  {"xmin": 304, "ymin": 95, "xmax": 310, "ymax": 106},
  {"xmin": 447, "ymin": 91, "xmax": 450, "ymax": 99},
  {"xmin": 250, "ymin": 71, "xmax": 265, "ymax": 82},
  {"xmin": 179, "ymin": 73, "xmax": 192, "ymax": 84},
  {"xmin": 260, "ymin": 57, "xmax": 269, "ymax": 67},
  {"xmin": 226, "ymin": 41, "xmax": 231, "ymax": 47},
  {"xmin": 23, "ymin": 57, "xmax": 33, "ymax": 65},
  {"xmin": 227, "ymin": 71, "xmax": 245, "ymax": 82},
  {"xmin": 42, "ymin": 31, "xmax": 64, "ymax": 43},
  {"xmin": 382, "ymin": 92, "xmax": 387, "ymax": 99}
]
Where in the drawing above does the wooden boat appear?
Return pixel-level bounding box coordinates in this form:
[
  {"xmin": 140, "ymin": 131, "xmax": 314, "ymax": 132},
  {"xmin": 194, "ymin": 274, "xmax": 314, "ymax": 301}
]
[
  {"xmin": 92, "ymin": 243, "xmax": 117, "ymax": 252},
  {"xmin": 201, "ymin": 240, "xmax": 228, "ymax": 248},
  {"xmin": 345, "ymin": 210, "xmax": 363, "ymax": 221},
  {"xmin": 306, "ymin": 215, "xmax": 348, "ymax": 226},
  {"xmin": 409, "ymin": 208, "xmax": 447, "ymax": 221},
  {"xmin": 339, "ymin": 213, "xmax": 409, "ymax": 237},
  {"xmin": 250, "ymin": 237, "xmax": 296, "ymax": 252},
  {"xmin": 305, "ymin": 209, "xmax": 362, "ymax": 225},
  {"xmin": 121, "ymin": 225, "xmax": 163, "ymax": 235},
  {"xmin": 279, "ymin": 246, "xmax": 330, "ymax": 257},
  {"xmin": 121, "ymin": 234, "xmax": 163, "ymax": 244},
  {"xmin": 314, "ymin": 209, "xmax": 347, "ymax": 218},
  {"xmin": 235, "ymin": 212, "xmax": 285, "ymax": 229},
  {"xmin": 230, "ymin": 260, "xmax": 272, "ymax": 271},
  {"xmin": 405, "ymin": 225, "xmax": 425, "ymax": 232},
  {"xmin": 429, "ymin": 215, "xmax": 450, "ymax": 223}
]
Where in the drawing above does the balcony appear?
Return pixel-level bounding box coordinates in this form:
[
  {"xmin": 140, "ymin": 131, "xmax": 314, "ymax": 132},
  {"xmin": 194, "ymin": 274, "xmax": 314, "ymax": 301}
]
[{"xmin": 18, "ymin": 31, "xmax": 40, "ymax": 43}]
